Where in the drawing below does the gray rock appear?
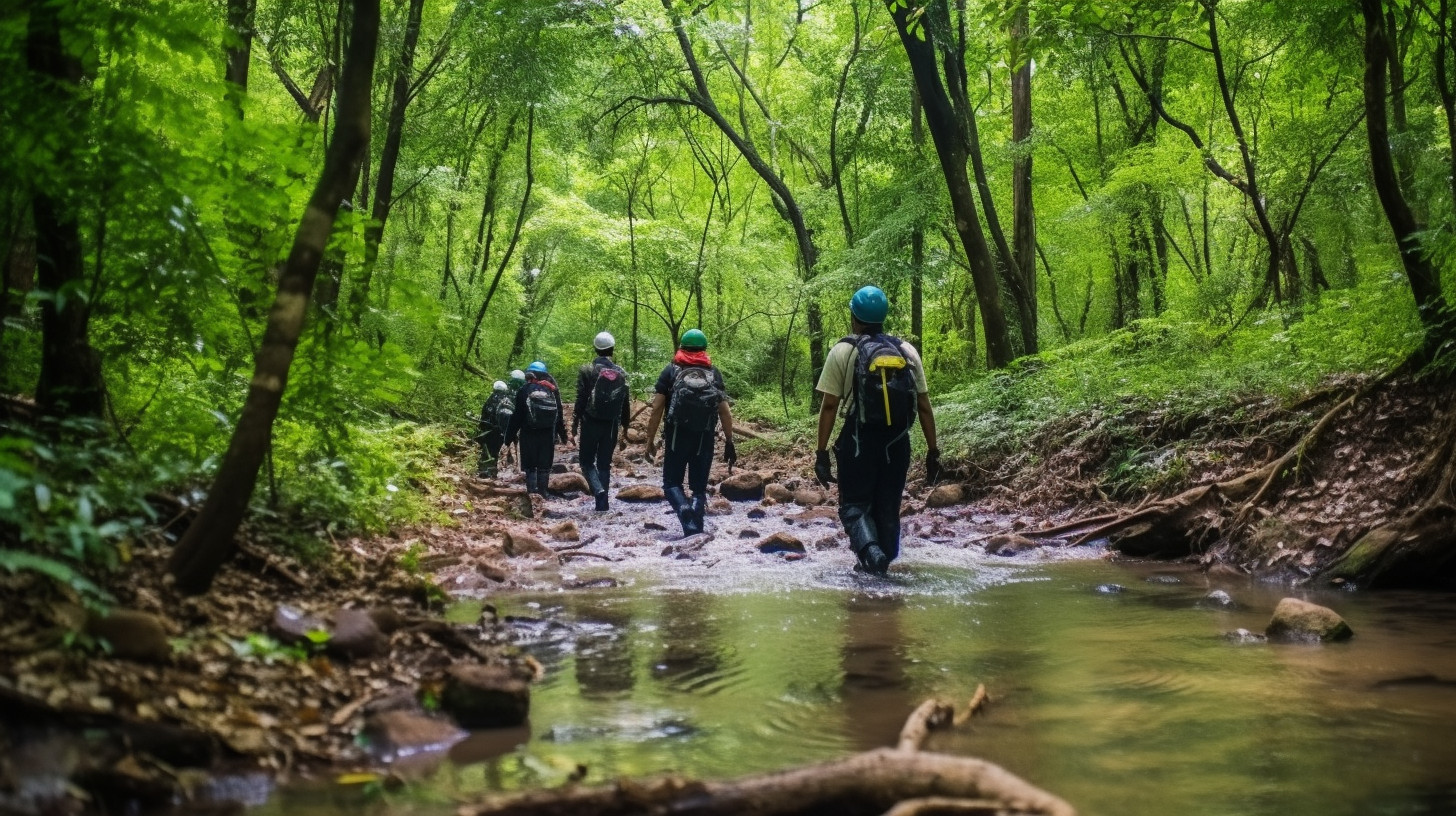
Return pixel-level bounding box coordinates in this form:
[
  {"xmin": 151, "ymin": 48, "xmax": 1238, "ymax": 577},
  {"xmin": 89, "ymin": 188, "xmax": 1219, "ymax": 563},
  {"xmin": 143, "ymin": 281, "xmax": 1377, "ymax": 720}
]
[
  {"xmin": 1200, "ymin": 589, "xmax": 1236, "ymax": 608},
  {"xmin": 270, "ymin": 604, "xmax": 327, "ymax": 647},
  {"xmin": 719, "ymin": 472, "xmax": 766, "ymax": 501},
  {"xmin": 364, "ymin": 708, "xmax": 466, "ymax": 760},
  {"xmin": 925, "ymin": 484, "xmax": 966, "ymax": 509},
  {"xmin": 85, "ymin": 608, "xmax": 172, "ymax": 664},
  {"xmin": 747, "ymin": 508, "xmax": 768, "ymax": 520},
  {"xmin": 1266, "ymin": 597, "xmax": 1353, "ymax": 642},
  {"xmin": 984, "ymin": 533, "xmax": 1038, "ymax": 557},
  {"xmin": 439, "ymin": 664, "xmax": 531, "ymax": 728},
  {"xmin": 1224, "ymin": 628, "xmax": 1268, "ymax": 644},
  {"xmin": 617, "ymin": 484, "xmax": 665, "ymax": 502},
  {"xmin": 1094, "ymin": 584, "xmax": 1126, "ymax": 594},
  {"xmin": 1146, "ymin": 574, "xmax": 1183, "ymax": 584},
  {"xmin": 758, "ymin": 532, "xmax": 805, "ymax": 554},
  {"xmin": 764, "ymin": 484, "xmax": 795, "ymax": 503},
  {"xmin": 328, "ymin": 608, "xmax": 387, "ymax": 659}
]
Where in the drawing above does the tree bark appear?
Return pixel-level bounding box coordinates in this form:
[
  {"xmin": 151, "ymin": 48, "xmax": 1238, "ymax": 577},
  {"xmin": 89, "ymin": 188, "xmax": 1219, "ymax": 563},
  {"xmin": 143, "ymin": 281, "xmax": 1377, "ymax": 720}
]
[
  {"xmin": 885, "ymin": 1, "xmax": 1013, "ymax": 368},
  {"xmin": 1009, "ymin": 0, "xmax": 1037, "ymax": 354},
  {"xmin": 167, "ymin": 0, "xmax": 381, "ymax": 595},
  {"xmin": 224, "ymin": 0, "xmax": 255, "ymax": 110},
  {"xmin": 1361, "ymin": 0, "xmax": 1451, "ymax": 347},
  {"xmin": 26, "ymin": 0, "xmax": 104, "ymax": 419},
  {"xmin": 352, "ymin": 0, "xmax": 425, "ymax": 325}
]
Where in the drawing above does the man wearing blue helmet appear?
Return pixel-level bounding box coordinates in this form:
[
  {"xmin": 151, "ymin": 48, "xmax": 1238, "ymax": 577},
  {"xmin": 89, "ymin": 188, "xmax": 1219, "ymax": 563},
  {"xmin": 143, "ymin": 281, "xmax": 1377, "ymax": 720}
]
[
  {"xmin": 813, "ymin": 285, "xmax": 942, "ymax": 575},
  {"xmin": 504, "ymin": 360, "xmax": 568, "ymax": 509}
]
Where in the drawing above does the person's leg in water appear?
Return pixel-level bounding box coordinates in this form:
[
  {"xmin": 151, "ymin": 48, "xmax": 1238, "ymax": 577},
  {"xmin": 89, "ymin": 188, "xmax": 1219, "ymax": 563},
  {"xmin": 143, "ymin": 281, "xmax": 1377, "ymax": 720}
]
[
  {"xmin": 835, "ymin": 428, "xmax": 892, "ymax": 574},
  {"xmin": 685, "ymin": 431, "xmax": 713, "ymax": 531},
  {"xmin": 580, "ymin": 417, "xmax": 616, "ymax": 511},
  {"xmin": 868, "ymin": 434, "xmax": 912, "ymax": 564},
  {"xmin": 661, "ymin": 430, "xmax": 701, "ymax": 536}
]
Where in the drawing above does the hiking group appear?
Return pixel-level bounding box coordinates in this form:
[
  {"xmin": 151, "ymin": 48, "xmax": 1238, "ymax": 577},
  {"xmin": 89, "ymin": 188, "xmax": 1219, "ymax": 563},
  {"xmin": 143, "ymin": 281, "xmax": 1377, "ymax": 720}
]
[{"xmin": 474, "ymin": 285, "xmax": 940, "ymax": 576}]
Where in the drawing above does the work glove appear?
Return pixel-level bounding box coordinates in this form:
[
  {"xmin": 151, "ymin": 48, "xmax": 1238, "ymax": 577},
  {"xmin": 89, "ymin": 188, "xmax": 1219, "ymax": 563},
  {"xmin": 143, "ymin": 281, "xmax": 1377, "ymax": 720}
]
[
  {"xmin": 925, "ymin": 448, "xmax": 943, "ymax": 485},
  {"xmin": 814, "ymin": 449, "xmax": 836, "ymax": 488},
  {"xmin": 724, "ymin": 439, "xmax": 737, "ymax": 470}
]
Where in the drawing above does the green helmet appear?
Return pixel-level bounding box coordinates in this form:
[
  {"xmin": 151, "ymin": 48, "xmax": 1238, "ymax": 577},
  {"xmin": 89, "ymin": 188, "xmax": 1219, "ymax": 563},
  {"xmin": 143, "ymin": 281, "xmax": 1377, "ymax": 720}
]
[{"xmin": 679, "ymin": 328, "xmax": 708, "ymax": 350}]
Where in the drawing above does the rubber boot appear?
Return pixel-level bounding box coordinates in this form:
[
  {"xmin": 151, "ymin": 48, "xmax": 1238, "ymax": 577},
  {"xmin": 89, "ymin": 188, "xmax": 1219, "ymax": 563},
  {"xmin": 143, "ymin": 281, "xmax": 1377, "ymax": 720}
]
[
  {"xmin": 665, "ymin": 487, "xmax": 699, "ymax": 535},
  {"xmin": 690, "ymin": 495, "xmax": 708, "ymax": 531},
  {"xmin": 594, "ymin": 491, "xmax": 609, "ymax": 512},
  {"xmin": 841, "ymin": 503, "xmax": 889, "ymax": 575}
]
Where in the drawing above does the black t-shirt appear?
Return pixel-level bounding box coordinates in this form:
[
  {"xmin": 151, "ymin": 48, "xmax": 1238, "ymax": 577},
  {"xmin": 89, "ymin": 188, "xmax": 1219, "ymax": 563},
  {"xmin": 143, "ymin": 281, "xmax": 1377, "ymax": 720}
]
[{"xmin": 654, "ymin": 363, "xmax": 725, "ymax": 438}]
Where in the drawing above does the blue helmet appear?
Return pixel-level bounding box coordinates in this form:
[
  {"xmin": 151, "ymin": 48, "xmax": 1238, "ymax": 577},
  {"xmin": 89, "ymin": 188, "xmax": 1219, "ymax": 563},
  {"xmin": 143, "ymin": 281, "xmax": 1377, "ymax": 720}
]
[
  {"xmin": 850, "ymin": 285, "xmax": 889, "ymax": 323},
  {"xmin": 527, "ymin": 361, "xmax": 548, "ymax": 375}
]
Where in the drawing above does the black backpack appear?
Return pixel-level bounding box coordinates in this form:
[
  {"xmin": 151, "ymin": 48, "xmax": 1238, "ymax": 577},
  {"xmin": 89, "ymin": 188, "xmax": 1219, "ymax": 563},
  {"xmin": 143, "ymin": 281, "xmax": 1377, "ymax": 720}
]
[
  {"xmin": 491, "ymin": 394, "xmax": 514, "ymax": 432},
  {"xmin": 585, "ymin": 361, "xmax": 629, "ymax": 421},
  {"xmin": 521, "ymin": 381, "xmax": 559, "ymax": 431},
  {"xmin": 666, "ymin": 365, "xmax": 721, "ymax": 436},
  {"xmin": 842, "ymin": 334, "xmax": 917, "ymax": 433}
]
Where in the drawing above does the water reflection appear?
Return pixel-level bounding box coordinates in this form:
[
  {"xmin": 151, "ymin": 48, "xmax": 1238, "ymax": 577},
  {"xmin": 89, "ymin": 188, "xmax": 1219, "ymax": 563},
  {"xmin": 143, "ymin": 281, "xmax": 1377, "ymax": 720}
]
[
  {"xmin": 839, "ymin": 592, "xmax": 913, "ymax": 751},
  {"xmin": 265, "ymin": 559, "xmax": 1456, "ymax": 816}
]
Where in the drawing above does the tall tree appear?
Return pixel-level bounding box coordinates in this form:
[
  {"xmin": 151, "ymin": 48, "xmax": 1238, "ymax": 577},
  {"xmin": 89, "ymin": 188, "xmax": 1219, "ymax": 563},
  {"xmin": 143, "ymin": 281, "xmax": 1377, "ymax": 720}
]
[
  {"xmin": 1361, "ymin": 0, "xmax": 1453, "ymax": 358},
  {"xmin": 884, "ymin": 0, "xmax": 1014, "ymax": 368},
  {"xmin": 168, "ymin": 0, "xmax": 382, "ymax": 594},
  {"xmin": 25, "ymin": 0, "xmax": 105, "ymax": 418}
]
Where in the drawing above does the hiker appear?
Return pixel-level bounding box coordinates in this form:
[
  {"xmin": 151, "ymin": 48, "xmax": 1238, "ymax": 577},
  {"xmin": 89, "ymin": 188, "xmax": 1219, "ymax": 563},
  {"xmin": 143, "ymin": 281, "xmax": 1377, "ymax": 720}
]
[
  {"xmin": 644, "ymin": 328, "xmax": 736, "ymax": 536},
  {"xmin": 476, "ymin": 380, "xmax": 512, "ymax": 478},
  {"xmin": 572, "ymin": 331, "xmax": 633, "ymax": 512},
  {"xmin": 813, "ymin": 285, "xmax": 942, "ymax": 575},
  {"xmin": 504, "ymin": 361, "xmax": 568, "ymax": 499},
  {"xmin": 508, "ymin": 368, "xmax": 527, "ymax": 396}
]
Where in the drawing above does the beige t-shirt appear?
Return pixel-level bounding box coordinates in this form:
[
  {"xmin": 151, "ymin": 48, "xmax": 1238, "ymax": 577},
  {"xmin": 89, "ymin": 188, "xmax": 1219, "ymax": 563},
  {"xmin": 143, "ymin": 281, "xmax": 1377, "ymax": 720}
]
[{"xmin": 815, "ymin": 336, "xmax": 928, "ymax": 415}]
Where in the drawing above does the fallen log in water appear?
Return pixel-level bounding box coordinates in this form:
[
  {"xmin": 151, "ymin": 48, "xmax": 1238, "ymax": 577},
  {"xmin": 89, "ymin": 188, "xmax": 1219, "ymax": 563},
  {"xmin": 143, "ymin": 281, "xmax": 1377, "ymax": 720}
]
[{"xmin": 457, "ymin": 689, "xmax": 1073, "ymax": 816}]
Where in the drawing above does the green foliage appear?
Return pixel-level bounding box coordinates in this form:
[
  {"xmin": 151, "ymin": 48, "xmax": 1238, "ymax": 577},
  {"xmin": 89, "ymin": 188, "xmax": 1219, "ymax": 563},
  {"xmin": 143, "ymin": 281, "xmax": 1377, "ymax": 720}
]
[{"xmin": 0, "ymin": 418, "xmax": 156, "ymax": 600}]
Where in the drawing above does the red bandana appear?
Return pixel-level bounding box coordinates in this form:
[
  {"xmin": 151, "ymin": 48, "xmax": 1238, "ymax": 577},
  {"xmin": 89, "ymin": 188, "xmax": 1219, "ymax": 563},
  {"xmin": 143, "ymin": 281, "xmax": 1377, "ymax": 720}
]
[{"xmin": 673, "ymin": 349, "xmax": 712, "ymax": 367}]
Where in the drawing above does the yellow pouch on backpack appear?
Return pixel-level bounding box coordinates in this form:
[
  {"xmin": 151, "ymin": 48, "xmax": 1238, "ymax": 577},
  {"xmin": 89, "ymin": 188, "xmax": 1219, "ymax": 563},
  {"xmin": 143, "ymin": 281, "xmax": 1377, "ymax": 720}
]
[{"xmin": 867, "ymin": 356, "xmax": 907, "ymax": 425}]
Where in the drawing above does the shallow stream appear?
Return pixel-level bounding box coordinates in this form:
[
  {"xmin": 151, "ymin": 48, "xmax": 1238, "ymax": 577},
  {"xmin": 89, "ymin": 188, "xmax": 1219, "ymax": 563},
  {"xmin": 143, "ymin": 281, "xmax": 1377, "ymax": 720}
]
[{"xmin": 264, "ymin": 536, "xmax": 1456, "ymax": 816}]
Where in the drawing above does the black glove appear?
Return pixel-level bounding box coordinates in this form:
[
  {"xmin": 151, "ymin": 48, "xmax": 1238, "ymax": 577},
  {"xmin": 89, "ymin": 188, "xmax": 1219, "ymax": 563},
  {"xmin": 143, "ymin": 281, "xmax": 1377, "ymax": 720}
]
[
  {"xmin": 814, "ymin": 449, "xmax": 836, "ymax": 488},
  {"xmin": 925, "ymin": 448, "xmax": 943, "ymax": 485},
  {"xmin": 724, "ymin": 439, "xmax": 737, "ymax": 468}
]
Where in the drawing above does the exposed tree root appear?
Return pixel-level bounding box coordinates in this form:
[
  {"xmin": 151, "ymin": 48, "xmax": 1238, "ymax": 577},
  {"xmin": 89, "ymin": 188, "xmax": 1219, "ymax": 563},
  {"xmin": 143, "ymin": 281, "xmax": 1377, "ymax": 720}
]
[
  {"xmin": 1054, "ymin": 390, "xmax": 1362, "ymax": 556},
  {"xmin": 1322, "ymin": 407, "xmax": 1456, "ymax": 587},
  {"xmin": 457, "ymin": 692, "xmax": 1072, "ymax": 816}
]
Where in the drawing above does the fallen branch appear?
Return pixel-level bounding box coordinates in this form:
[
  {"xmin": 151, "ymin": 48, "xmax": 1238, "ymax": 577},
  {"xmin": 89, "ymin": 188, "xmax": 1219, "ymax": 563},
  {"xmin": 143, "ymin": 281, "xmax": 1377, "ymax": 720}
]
[
  {"xmin": 457, "ymin": 747, "xmax": 1073, "ymax": 816},
  {"xmin": 897, "ymin": 699, "xmax": 955, "ymax": 751},
  {"xmin": 1015, "ymin": 514, "xmax": 1120, "ymax": 540},
  {"xmin": 236, "ymin": 542, "xmax": 308, "ymax": 588},
  {"xmin": 954, "ymin": 684, "xmax": 990, "ymax": 727},
  {"xmin": 559, "ymin": 551, "xmax": 617, "ymax": 562}
]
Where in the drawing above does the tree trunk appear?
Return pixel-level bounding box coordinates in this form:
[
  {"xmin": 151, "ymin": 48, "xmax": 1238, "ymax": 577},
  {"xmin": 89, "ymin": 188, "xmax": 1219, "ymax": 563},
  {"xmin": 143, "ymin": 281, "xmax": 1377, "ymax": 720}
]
[
  {"xmin": 466, "ymin": 106, "xmax": 535, "ymax": 363},
  {"xmin": 352, "ymin": 0, "xmax": 425, "ymax": 325},
  {"xmin": 1361, "ymin": 0, "xmax": 1451, "ymax": 349},
  {"xmin": 885, "ymin": 0, "xmax": 1013, "ymax": 369},
  {"xmin": 910, "ymin": 89, "xmax": 925, "ymax": 351},
  {"xmin": 167, "ymin": 0, "xmax": 380, "ymax": 595},
  {"xmin": 224, "ymin": 0, "xmax": 255, "ymax": 110},
  {"xmin": 1009, "ymin": 0, "xmax": 1037, "ymax": 354},
  {"xmin": 26, "ymin": 0, "xmax": 104, "ymax": 419}
]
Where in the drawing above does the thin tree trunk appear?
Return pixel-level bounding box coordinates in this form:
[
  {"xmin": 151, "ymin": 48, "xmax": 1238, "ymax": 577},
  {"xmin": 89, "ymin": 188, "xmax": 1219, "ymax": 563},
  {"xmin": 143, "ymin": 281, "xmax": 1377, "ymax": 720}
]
[
  {"xmin": 1009, "ymin": 0, "xmax": 1037, "ymax": 354},
  {"xmin": 910, "ymin": 88, "xmax": 925, "ymax": 350},
  {"xmin": 352, "ymin": 0, "xmax": 425, "ymax": 325},
  {"xmin": 224, "ymin": 0, "xmax": 255, "ymax": 113},
  {"xmin": 1361, "ymin": 0, "xmax": 1451, "ymax": 350},
  {"xmin": 885, "ymin": 0, "xmax": 1013, "ymax": 368},
  {"xmin": 26, "ymin": 0, "xmax": 104, "ymax": 419},
  {"xmin": 167, "ymin": 0, "xmax": 380, "ymax": 595},
  {"xmin": 465, "ymin": 106, "xmax": 535, "ymax": 362}
]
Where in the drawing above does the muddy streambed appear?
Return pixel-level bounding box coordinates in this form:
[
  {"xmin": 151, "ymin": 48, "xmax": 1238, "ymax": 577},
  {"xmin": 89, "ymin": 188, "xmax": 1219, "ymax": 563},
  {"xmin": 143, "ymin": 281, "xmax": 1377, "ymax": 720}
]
[{"xmin": 255, "ymin": 485, "xmax": 1456, "ymax": 816}]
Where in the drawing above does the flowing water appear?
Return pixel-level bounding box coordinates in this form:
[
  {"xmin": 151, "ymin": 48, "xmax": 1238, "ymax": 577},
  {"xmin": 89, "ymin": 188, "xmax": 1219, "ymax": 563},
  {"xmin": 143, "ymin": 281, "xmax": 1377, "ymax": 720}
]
[{"xmin": 263, "ymin": 545, "xmax": 1456, "ymax": 816}]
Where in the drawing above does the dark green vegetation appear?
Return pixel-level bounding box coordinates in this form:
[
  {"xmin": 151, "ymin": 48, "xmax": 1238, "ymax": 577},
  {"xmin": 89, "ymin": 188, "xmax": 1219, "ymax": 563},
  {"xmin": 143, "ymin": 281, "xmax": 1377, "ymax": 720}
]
[{"xmin": 2, "ymin": 0, "xmax": 1455, "ymax": 592}]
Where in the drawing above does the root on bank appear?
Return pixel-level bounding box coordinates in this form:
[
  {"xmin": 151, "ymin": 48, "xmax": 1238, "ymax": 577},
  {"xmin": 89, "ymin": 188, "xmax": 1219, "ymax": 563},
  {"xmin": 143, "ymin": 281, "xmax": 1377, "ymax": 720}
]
[{"xmin": 457, "ymin": 690, "xmax": 1072, "ymax": 816}]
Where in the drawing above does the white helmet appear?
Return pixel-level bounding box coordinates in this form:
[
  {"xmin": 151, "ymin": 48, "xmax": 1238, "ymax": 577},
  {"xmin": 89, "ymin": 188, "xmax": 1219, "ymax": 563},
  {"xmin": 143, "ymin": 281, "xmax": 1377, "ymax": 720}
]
[
  {"xmin": 593, "ymin": 331, "xmax": 616, "ymax": 351},
  {"xmin": 493, "ymin": 380, "xmax": 508, "ymax": 393}
]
